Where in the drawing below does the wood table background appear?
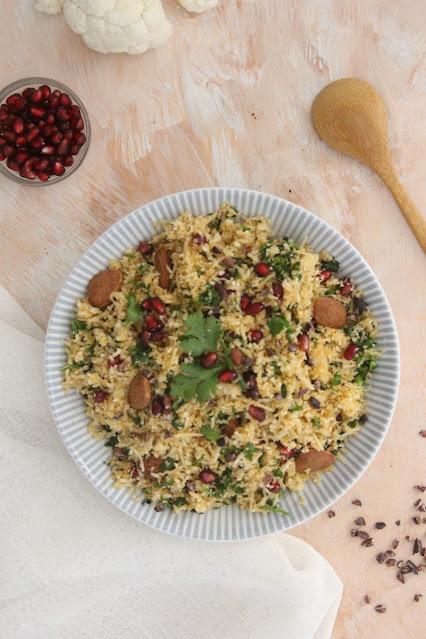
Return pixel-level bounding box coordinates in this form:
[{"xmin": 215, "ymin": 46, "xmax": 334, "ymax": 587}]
[{"xmin": 1, "ymin": 1, "xmax": 426, "ymax": 637}]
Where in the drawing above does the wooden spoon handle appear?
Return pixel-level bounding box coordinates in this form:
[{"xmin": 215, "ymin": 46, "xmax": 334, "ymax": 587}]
[{"xmin": 379, "ymin": 168, "xmax": 426, "ymax": 253}]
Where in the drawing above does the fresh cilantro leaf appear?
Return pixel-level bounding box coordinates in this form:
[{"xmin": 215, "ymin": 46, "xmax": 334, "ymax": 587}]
[
  {"xmin": 105, "ymin": 435, "xmax": 118, "ymax": 447},
  {"xmin": 232, "ymin": 484, "xmax": 244, "ymax": 494},
  {"xmin": 243, "ymin": 442, "xmax": 258, "ymax": 460},
  {"xmin": 200, "ymin": 424, "xmax": 222, "ymax": 442},
  {"xmin": 159, "ymin": 457, "xmax": 176, "ymax": 472},
  {"xmin": 171, "ymin": 417, "xmax": 184, "ymax": 430},
  {"xmin": 268, "ymin": 314, "xmax": 292, "ymax": 337},
  {"xmin": 171, "ymin": 497, "xmax": 187, "ymax": 507},
  {"xmin": 179, "ymin": 311, "xmax": 222, "ymax": 355},
  {"xmin": 198, "ymin": 286, "xmax": 220, "ymax": 307},
  {"xmin": 272, "ymin": 468, "xmax": 284, "ymax": 478},
  {"xmin": 325, "ymin": 285, "xmax": 339, "ymax": 296},
  {"xmin": 130, "ymin": 343, "xmax": 153, "ymax": 366},
  {"xmin": 331, "ymin": 373, "xmax": 341, "ymax": 386},
  {"xmin": 261, "ymin": 240, "xmax": 300, "ymax": 280},
  {"xmin": 320, "ymin": 257, "xmax": 339, "ymax": 272},
  {"xmin": 170, "ymin": 362, "xmax": 224, "ymax": 402},
  {"xmin": 348, "ymin": 420, "xmax": 358, "ymax": 429},
  {"xmin": 288, "ymin": 404, "xmax": 303, "ymax": 412},
  {"xmin": 311, "ymin": 416, "xmax": 321, "ymax": 428},
  {"xmin": 280, "ymin": 383, "xmax": 287, "ymax": 398},
  {"xmin": 126, "ymin": 294, "xmax": 143, "ymax": 324},
  {"xmin": 71, "ymin": 319, "xmax": 87, "ymax": 335},
  {"xmin": 353, "ymin": 356, "xmax": 376, "ymax": 385},
  {"xmin": 262, "ymin": 504, "xmax": 288, "ymax": 515},
  {"xmin": 271, "ymin": 361, "xmax": 281, "ymax": 375},
  {"xmin": 61, "ymin": 360, "xmax": 88, "ymax": 373}
]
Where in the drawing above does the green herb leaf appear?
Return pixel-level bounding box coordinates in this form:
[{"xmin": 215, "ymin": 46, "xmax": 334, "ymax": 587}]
[
  {"xmin": 171, "ymin": 497, "xmax": 187, "ymax": 507},
  {"xmin": 171, "ymin": 417, "xmax": 184, "ymax": 430},
  {"xmin": 261, "ymin": 239, "xmax": 300, "ymax": 280},
  {"xmin": 61, "ymin": 360, "xmax": 88, "ymax": 373},
  {"xmin": 170, "ymin": 361, "xmax": 224, "ymax": 402},
  {"xmin": 280, "ymin": 383, "xmax": 288, "ymax": 398},
  {"xmin": 262, "ymin": 504, "xmax": 288, "ymax": 515},
  {"xmin": 126, "ymin": 294, "xmax": 143, "ymax": 324},
  {"xmin": 198, "ymin": 286, "xmax": 221, "ymax": 307},
  {"xmin": 243, "ymin": 442, "xmax": 258, "ymax": 460},
  {"xmin": 348, "ymin": 419, "xmax": 358, "ymax": 429},
  {"xmin": 272, "ymin": 468, "xmax": 284, "ymax": 478},
  {"xmin": 325, "ymin": 285, "xmax": 340, "ymax": 296},
  {"xmin": 311, "ymin": 416, "xmax": 321, "ymax": 428},
  {"xmin": 288, "ymin": 404, "xmax": 303, "ymax": 413},
  {"xmin": 353, "ymin": 356, "xmax": 376, "ymax": 385},
  {"xmin": 71, "ymin": 319, "xmax": 88, "ymax": 335},
  {"xmin": 180, "ymin": 311, "xmax": 222, "ymax": 355},
  {"xmin": 200, "ymin": 424, "xmax": 222, "ymax": 442},
  {"xmin": 331, "ymin": 373, "xmax": 342, "ymax": 386},
  {"xmin": 130, "ymin": 343, "xmax": 153, "ymax": 367},
  {"xmin": 268, "ymin": 314, "xmax": 292, "ymax": 337},
  {"xmin": 320, "ymin": 257, "xmax": 339, "ymax": 272},
  {"xmin": 105, "ymin": 435, "xmax": 118, "ymax": 447},
  {"xmin": 159, "ymin": 457, "xmax": 176, "ymax": 472}
]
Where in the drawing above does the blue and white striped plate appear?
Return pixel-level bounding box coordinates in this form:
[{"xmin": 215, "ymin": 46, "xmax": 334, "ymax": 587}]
[{"xmin": 45, "ymin": 188, "xmax": 399, "ymax": 541}]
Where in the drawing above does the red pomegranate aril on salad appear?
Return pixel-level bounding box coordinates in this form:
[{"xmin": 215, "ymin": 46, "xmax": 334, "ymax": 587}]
[
  {"xmin": 199, "ymin": 469, "xmax": 216, "ymax": 484},
  {"xmin": 248, "ymin": 329, "xmax": 263, "ymax": 343},
  {"xmin": 265, "ymin": 478, "xmax": 281, "ymax": 493},
  {"xmin": 246, "ymin": 302, "xmax": 264, "ymax": 316},
  {"xmin": 219, "ymin": 370, "xmax": 237, "ymax": 383},
  {"xmin": 248, "ymin": 405, "xmax": 266, "ymax": 422},
  {"xmin": 145, "ymin": 314, "xmax": 162, "ymax": 331},
  {"xmin": 240, "ymin": 293, "xmax": 251, "ymax": 311},
  {"xmin": 150, "ymin": 297, "xmax": 166, "ymax": 315},
  {"xmin": 151, "ymin": 396, "xmax": 164, "ymax": 415},
  {"xmin": 272, "ymin": 281, "xmax": 284, "ymax": 300},
  {"xmin": 297, "ymin": 334, "xmax": 309, "ymax": 352},
  {"xmin": 138, "ymin": 241, "xmax": 153, "ymax": 256},
  {"xmin": 278, "ymin": 445, "xmax": 297, "ymax": 461},
  {"xmin": 93, "ymin": 389, "xmax": 109, "ymax": 403},
  {"xmin": 254, "ymin": 262, "xmax": 271, "ymax": 277},
  {"xmin": 340, "ymin": 278, "xmax": 353, "ymax": 296},
  {"xmin": 343, "ymin": 342, "xmax": 358, "ymax": 360},
  {"xmin": 319, "ymin": 270, "xmax": 332, "ymax": 283}
]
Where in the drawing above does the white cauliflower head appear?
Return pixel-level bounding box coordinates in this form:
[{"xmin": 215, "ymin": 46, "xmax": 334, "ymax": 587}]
[{"xmin": 177, "ymin": 0, "xmax": 218, "ymax": 13}]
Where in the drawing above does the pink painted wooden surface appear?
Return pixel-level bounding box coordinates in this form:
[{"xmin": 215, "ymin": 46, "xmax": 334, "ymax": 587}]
[{"xmin": 1, "ymin": 1, "xmax": 425, "ymax": 637}]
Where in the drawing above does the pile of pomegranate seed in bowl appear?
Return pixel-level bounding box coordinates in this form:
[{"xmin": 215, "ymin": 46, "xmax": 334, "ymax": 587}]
[{"xmin": 0, "ymin": 77, "xmax": 90, "ymax": 185}]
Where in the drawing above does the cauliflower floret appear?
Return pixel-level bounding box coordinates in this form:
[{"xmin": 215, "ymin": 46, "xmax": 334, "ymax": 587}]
[
  {"xmin": 177, "ymin": 0, "xmax": 218, "ymax": 12},
  {"xmin": 35, "ymin": 0, "xmax": 64, "ymax": 13}
]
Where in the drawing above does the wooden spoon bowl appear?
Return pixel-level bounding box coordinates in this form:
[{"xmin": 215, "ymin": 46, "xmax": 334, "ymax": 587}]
[{"xmin": 312, "ymin": 78, "xmax": 426, "ymax": 253}]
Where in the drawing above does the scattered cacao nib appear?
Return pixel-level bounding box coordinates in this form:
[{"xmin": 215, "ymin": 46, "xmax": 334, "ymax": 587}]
[
  {"xmin": 327, "ymin": 509, "xmax": 336, "ymax": 518},
  {"xmin": 414, "ymin": 498, "xmax": 422, "ymax": 508},
  {"xmin": 418, "ymin": 504, "xmax": 426, "ymax": 512},
  {"xmin": 413, "ymin": 538, "xmax": 421, "ymax": 555},
  {"xmin": 375, "ymin": 521, "xmax": 386, "ymax": 529},
  {"xmin": 406, "ymin": 560, "xmax": 419, "ymax": 574},
  {"xmin": 413, "ymin": 516, "xmax": 421, "ymax": 525},
  {"xmin": 385, "ymin": 558, "xmax": 396, "ymax": 567},
  {"xmin": 385, "ymin": 550, "xmax": 396, "ymax": 557},
  {"xmin": 357, "ymin": 530, "xmax": 370, "ymax": 540},
  {"xmin": 374, "ymin": 604, "xmax": 386, "ymax": 614},
  {"xmin": 396, "ymin": 560, "xmax": 404, "ymax": 568},
  {"xmin": 395, "ymin": 520, "xmax": 401, "ymax": 526},
  {"xmin": 336, "ymin": 412, "xmax": 343, "ymax": 422},
  {"xmin": 392, "ymin": 539, "xmax": 399, "ymax": 550},
  {"xmin": 397, "ymin": 573, "xmax": 405, "ymax": 584},
  {"xmin": 414, "ymin": 593, "xmax": 423, "ymax": 602},
  {"xmin": 351, "ymin": 528, "xmax": 360, "ymax": 537},
  {"xmin": 414, "ymin": 485, "xmax": 426, "ymax": 493},
  {"xmin": 376, "ymin": 552, "xmax": 386, "ymax": 564},
  {"xmin": 405, "ymin": 535, "xmax": 412, "ymax": 542},
  {"xmin": 361, "ymin": 537, "xmax": 374, "ymax": 547},
  {"xmin": 423, "ymin": 517, "xmax": 426, "ymax": 524},
  {"xmin": 364, "ymin": 594, "xmax": 371, "ymax": 604},
  {"xmin": 355, "ymin": 517, "xmax": 366, "ymax": 526},
  {"xmin": 419, "ymin": 430, "xmax": 426, "ymax": 438},
  {"xmin": 352, "ymin": 499, "xmax": 362, "ymax": 506},
  {"xmin": 154, "ymin": 503, "xmax": 164, "ymax": 512}
]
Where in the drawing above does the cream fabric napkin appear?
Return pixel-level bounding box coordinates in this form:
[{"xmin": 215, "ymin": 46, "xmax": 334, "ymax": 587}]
[{"xmin": 0, "ymin": 284, "xmax": 342, "ymax": 639}]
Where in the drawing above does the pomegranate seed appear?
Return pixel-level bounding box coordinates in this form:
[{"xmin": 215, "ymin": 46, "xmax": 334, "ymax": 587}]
[
  {"xmin": 219, "ymin": 370, "xmax": 237, "ymax": 383},
  {"xmin": 19, "ymin": 165, "xmax": 36, "ymax": 180},
  {"xmin": 15, "ymin": 135, "xmax": 26, "ymax": 146},
  {"xmin": 6, "ymin": 158, "xmax": 19, "ymax": 172},
  {"xmin": 139, "ymin": 330, "xmax": 151, "ymax": 346},
  {"xmin": 93, "ymin": 389, "xmax": 109, "ymax": 403},
  {"xmin": 278, "ymin": 445, "xmax": 297, "ymax": 461},
  {"xmin": 39, "ymin": 84, "xmax": 51, "ymax": 99},
  {"xmin": 145, "ymin": 314, "xmax": 162, "ymax": 331},
  {"xmin": 319, "ymin": 270, "xmax": 332, "ymax": 283},
  {"xmin": 142, "ymin": 299, "xmax": 153, "ymax": 311},
  {"xmin": 72, "ymin": 117, "xmax": 84, "ymax": 131},
  {"xmin": 108, "ymin": 355, "xmax": 123, "ymax": 368},
  {"xmin": 137, "ymin": 241, "xmax": 153, "ymax": 256},
  {"xmin": 130, "ymin": 465, "xmax": 139, "ymax": 479},
  {"xmin": 192, "ymin": 232, "xmax": 207, "ymax": 244},
  {"xmin": 201, "ymin": 351, "xmax": 218, "ymax": 368},
  {"xmin": 35, "ymin": 158, "xmax": 49, "ymax": 171},
  {"xmin": 46, "ymin": 113, "xmax": 55, "ymax": 125},
  {"xmin": 50, "ymin": 131, "xmax": 63, "ymax": 145},
  {"xmin": 149, "ymin": 330, "xmax": 167, "ymax": 343},
  {"xmin": 246, "ymin": 302, "xmax": 264, "ymax": 316},
  {"xmin": 248, "ymin": 405, "xmax": 266, "ymax": 422},
  {"xmin": 4, "ymin": 131, "xmax": 16, "ymax": 143},
  {"xmin": 56, "ymin": 139, "xmax": 69, "ymax": 155},
  {"xmin": 343, "ymin": 342, "xmax": 358, "ymax": 360},
  {"xmin": 51, "ymin": 161, "xmax": 65, "ymax": 176},
  {"xmin": 150, "ymin": 297, "xmax": 166, "ymax": 315},
  {"xmin": 56, "ymin": 106, "xmax": 69, "ymax": 122},
  {"xmin": 25, "ymin": 121, "xmax": 35, "ymax": 130},
  {"xmin": 64, "ymin": 130, "xmax": 73, "ymax": 141},
  {"xmin": 36, "ymin": 171, "xmax": 50, "ymax": 181},
  {"xmin": 15, "ymin": 150, "xmax": 29, "ymax": 165},
  {"xmin": 63, "ymin": 155, "xmax": 74, "ymax": 167},
  {"xmin": 59, "ymin": 93, "xmax": 71, "ymax": 106},
  {"xmin": 30, "ymin": 106, "xmax": 46, "ymax": 119},
  {"xmin": 70, "ymin": 144, "xmax": 79, "ymax": 155},
  {"xmin": 297, "ymin": 334, "xmax": 309, "ymax": 352},
  {"xmin": 6, "ymin": 93, "xmax": 23, "ymax": 109},
  {"xmin": 340, "ymin": 278, "xmax": 353, "ymax": 296},
  {"xmin": 0, "ymin": 107, "xmax": 8, "ymax": 122},
  {"xmin": 230, "ymin": 348, "xmax": 244, "ymax": 366},
  {"xmin": 199, "ymin": 469, "xmax": 216, "ymax": 484},
  {"xmin": 272, "ymin": 281, "xmax": 284, "ymax": 300},
  {"xmin": 48, "ymin": 96, "xmax": 59, "ymax": 110},
  {"xmin": 31, "ymin": 136, "xmax": 43, "ymax": 149},
  {"xmin": 12, "ymin": 117, "xmax": 24, "ymax": 134},
  {"xmin": 254, "ymin": 262, "xmax": 271, "ymax": 277},
  {"xmin": 69, "ymin": 105, "xmax": 81, "ymax": 118},
  {"xmin": 0, "ymin": 152, "xmax": 5, "ymax": 162},
  {"xmin": 59, "ymin": 122, "xmax": 70, "ymax": 133},
  {"xmin": 151, "ymin": 397, "xmax": 164, "ymax": 415},
  {"xmin": 22, "ymin": 87, "xmax": 34, "ymax": 99},
  {"xmin": 240, "ymin": 294, "xmax": 251, "ymax": 311},
  {"xmin": 73, "ymin": 132, "xmax": 86, "ymax": 146},
  {"xmin": 265, "ymin": 478, "xmax": 281, "ymax": 493},
  {"xmin": 3, "ymin": 145, "xmax": 14, "ymax": 157},
  {"xmin": 52, "ymin": 89, "xmax": 61, "ymax": 98},
  {"xmin": 248, "ymin": 329, "xmax": 263, "ymax": 343},
  {"xmin": 0, "ymin": 136, "xmax": 5, "ymax": 145},
  {"xmin": 27, "ymin": 127, "xmax": 40, "ymax": 142},
  {"xmin": 41, "ymin": 145, "xmax": 55, "ymax": 155},
  {"xmin": 31, "ymin": 89, "xmax": 43, "ymax": 104}
]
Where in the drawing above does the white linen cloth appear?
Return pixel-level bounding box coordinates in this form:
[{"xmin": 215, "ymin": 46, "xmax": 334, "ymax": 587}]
[{"xmin": 0, "ymin": 284, "xmax": 342, "ymax": 639}]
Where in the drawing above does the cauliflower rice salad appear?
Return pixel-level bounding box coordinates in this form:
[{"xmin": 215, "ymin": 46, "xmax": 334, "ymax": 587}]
[{"xmin": 63, "ymin": 204, "xmax": 378, "ymax": 514}]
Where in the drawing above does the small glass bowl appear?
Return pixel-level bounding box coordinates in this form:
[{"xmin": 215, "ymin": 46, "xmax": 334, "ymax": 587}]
[{"xmin": 0, "ymin": 77, "xmax": 91, "ymax": 187}]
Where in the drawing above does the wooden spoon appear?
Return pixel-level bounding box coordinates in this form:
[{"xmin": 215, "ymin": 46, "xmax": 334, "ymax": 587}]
[{"xmin": 312, "ymin": 78, "xmax": 426, "ymax": 253}]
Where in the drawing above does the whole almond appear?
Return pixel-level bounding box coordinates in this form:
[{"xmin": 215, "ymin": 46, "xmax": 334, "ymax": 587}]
[
  {"xmin": 295, "ymin": 449, "xmax": 335, "ymax": 472},
  {"xmin": 87, "ymin": 270, "xmax": 123, "ymax": 308},
  {"xmin": 313, "ymin": 297, "xmax": 347, "ymax": 328},
  {"xmin": 128, "ymin": 373, "xmax": 152, "ymax": 410},
  {"xmin": 154, "ymin": 246, "xmax": 172, "ymax": 290}
]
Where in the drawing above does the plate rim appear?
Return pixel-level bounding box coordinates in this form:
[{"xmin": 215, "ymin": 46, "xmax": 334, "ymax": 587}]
[{"xmin": 44, "ymin": 187, "xmax": 400, "ymax": 541}]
